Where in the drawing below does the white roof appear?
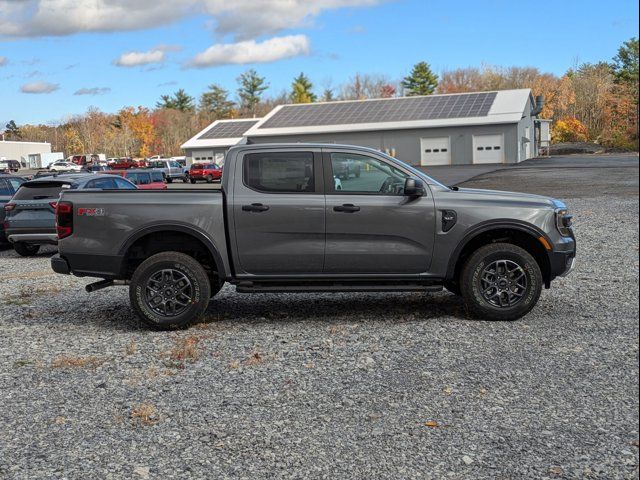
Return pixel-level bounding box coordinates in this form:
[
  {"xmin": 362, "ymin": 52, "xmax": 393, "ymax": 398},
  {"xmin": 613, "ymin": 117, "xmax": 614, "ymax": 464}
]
[
  {"xmin": 245, "ymin": 89, "xmax": 533, "ymax": 137},
  {"xmin": 181, "ymin": 118, "xmax": 261, "ymax": 149}
]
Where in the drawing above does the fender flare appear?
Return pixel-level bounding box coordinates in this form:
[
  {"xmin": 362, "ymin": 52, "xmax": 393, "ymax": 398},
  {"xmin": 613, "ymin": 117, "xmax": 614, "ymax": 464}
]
[
  {"xmin": 445, "ymin": 219, "xmax": 552, "ymax": 280},
  {"xmin": 118, "ymin": 222, "xmax": 226, "ymax": 279}
]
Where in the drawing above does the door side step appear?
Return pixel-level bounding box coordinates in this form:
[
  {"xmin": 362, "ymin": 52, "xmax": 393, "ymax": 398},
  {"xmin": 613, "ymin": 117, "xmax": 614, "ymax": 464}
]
[{"xmin": 235, "ymin": 282, "xmax": 443, "ymax": 294}]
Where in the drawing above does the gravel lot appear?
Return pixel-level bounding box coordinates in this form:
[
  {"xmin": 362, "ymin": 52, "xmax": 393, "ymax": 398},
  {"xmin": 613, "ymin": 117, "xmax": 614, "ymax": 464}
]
[{"xmin": 1, "ymin": 156, "xmax": 638, "ymax": 479}]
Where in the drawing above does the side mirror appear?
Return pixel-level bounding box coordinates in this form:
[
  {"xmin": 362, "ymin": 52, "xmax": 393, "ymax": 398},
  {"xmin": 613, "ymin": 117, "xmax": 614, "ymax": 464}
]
[{"xmin": 404, "ymin": 177, "xmax": 425, "ymax": 197}]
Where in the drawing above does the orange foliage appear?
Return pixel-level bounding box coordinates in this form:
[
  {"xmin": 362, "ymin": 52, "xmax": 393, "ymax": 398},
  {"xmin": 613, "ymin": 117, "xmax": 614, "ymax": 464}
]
[{"xmin": 552, "ymin": 118, "xmax": 589, "ymax": 142}]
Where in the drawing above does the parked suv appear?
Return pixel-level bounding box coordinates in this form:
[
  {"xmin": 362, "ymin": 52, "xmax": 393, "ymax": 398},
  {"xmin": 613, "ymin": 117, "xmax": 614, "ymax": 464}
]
[
  {"xmin": 146, "ymin": 160, "xmax": 185, "ymax": 183},
  {"xmin": 4, "ymin": 174, "xmax": 136, "ymax": 256},
  {"xmin": 188, "ymin": 163, "xmax": 222, "ymax": 183},
  {"xmin": 0, "ymin": 174, "xmax": 26, "ymax": 243},
  {"xmin": 0, "ymin": 159, "xmax": 21, "ymax": 173}
]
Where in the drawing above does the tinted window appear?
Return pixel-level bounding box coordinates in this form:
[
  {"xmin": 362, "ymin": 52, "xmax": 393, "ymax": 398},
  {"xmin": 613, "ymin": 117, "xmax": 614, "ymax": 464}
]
[
  {"xmin": 329, "ymin": 153, "xmax": 408, "ymax": 195},
  {"xmin": 244, "ymin": 152, "xmax": 314, "ymax": 193},
  {"xmin": 7, "ymin": 178, "xmax": 25, "ymax": 192},
  {"xmin": 13, "ymin": 182, "xmax": 70, "ymax": 200},
  {"xmin": 150, "ymin": 172, "xmax": 164, "ymax": 183},
  {"xmin": 85, "ymin": 178, "xmax": 117, "ymax": 189},
  {"xmin": 205, "ymin": 164, "xmax": 219, "ymax": 169},
  {"xmin": 0, "ymin": 179, "xmax": 11, "ymax": 196},
  {"xmin": 113, "ymin": 178, "xmax": 137, "ymax": 189}
]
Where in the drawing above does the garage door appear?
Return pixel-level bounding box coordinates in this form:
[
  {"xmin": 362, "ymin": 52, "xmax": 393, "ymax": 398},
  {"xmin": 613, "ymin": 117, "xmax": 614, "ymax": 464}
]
[
  {"xmin": 420, "ymin": 137, "xmax": 451, "ymax": 166},
  {"xmin": 473, "ymin": 134, "xmax": 504, "ymax": 164}
]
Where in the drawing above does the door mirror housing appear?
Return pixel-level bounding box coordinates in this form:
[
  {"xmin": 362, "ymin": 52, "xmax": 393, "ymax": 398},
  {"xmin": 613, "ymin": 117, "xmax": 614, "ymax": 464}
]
[{"xmin": 404, "ymin": 177, "xmax": 425, "ymax": 197}]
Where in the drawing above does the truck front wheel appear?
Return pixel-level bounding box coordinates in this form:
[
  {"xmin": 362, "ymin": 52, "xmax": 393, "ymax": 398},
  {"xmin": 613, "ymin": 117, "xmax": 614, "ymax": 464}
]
[
  {"xmin": 129, "ymin": 252, "xmax": 211, "ymax": 330},
  {"xmin": 460, "ymin": 243, "xmax": 542, "ymax": 321}
]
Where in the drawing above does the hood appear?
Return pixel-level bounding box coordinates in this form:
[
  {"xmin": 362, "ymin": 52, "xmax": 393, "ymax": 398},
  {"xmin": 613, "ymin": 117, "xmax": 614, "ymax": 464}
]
[{"xmin": 451, "ymin": 187, "xmax": 565, "ymax": 209}]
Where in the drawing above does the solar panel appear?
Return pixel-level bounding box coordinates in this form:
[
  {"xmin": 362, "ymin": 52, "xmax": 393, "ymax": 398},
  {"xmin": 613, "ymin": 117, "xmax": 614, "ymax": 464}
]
[
  {"xmin": 259, "ymin": 92, "xmax": 497, "ymax": 129},
  {"xmin": 199, "ymin": 120, "xmax": 260, "ymax": 139}
]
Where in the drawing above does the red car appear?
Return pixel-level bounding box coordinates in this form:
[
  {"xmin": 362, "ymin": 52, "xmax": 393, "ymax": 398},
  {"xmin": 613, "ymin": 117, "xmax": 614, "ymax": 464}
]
[
  {"xmin": 105, "ymin": 170, "xmax": 167, "ymax": 189},
  {"xmin": 189, "ymin": 163, "xmax": 222, "ymax": 183},
  {"xmin": 109, "ymin": 157, "xmax": 138, "ymax": 169}
]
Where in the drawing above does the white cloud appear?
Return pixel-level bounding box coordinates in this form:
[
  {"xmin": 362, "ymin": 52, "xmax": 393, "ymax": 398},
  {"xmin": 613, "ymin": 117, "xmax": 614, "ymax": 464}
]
[
  {"xmin": 74, "ymin": 87, "xmax": 111, "ymax": 95},
  {"xmin": 0, "ymin": 56, "xmax": 7, "ymax": 66},
  {"xmin": 188, "ymin": 35, "xmax": 310, "ymax": 68},
  {"xmin": 20, "ymin": 81, "xmax": 59, "ymax": 94},
  {"xmin": 0, "ymin": 0, "xmax": 383, "ymax": 40},
  {"xmin": 114, "ymin": 48, "xmax": 166, "ymax": 67}
]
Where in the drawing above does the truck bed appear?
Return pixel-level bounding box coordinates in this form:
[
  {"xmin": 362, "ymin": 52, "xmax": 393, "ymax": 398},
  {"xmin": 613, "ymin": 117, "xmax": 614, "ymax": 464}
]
[{"xmin": 57, "ymin": 189, "xmax": 230, "ymax": 277}]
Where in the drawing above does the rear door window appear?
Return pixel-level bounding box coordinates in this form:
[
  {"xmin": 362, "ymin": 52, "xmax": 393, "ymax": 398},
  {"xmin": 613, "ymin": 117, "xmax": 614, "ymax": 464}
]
[
  {"xmin": 113, "ymin": 178, "xmax": 137, "ymax": 189},
  {"xmin": 0, "ymin": 179, "xmax": 11, "ymax": 196},
  {"xmin": 243, "ymin": 152, "xmax": 314, "ymax": 193},
  {"xmin": 85, "ymin": 178, "xmax": 117, "ymax": 189}
]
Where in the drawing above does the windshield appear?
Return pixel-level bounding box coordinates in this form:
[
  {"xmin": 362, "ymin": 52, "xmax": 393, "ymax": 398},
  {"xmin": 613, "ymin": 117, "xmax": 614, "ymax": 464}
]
[{"xmin": 377, "ymin": 151, "xmax": 449, "ymax": 189}]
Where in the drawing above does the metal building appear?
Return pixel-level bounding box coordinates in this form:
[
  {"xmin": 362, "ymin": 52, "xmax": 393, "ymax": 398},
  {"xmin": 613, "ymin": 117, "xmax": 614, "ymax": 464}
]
[
  {"xmin": 181, "ymin": 118, "xmax": 260, "ymax": 166},
  {"xmin": 0, "ymin": 140, "xmax": 52, "ymax": 167},
  {"xmin": 244, "ymin": 89, "xmax": 543, "ymax": 165}
]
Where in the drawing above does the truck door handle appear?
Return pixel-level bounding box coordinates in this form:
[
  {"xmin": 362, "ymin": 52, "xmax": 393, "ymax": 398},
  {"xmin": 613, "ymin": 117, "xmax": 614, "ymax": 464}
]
[
  {"xmin": 242, "ymin": 203, "xmax": 269, "ymax": 212},
  {"xmin": 333, "ymin": 204, "xmax": 360, "ymax": 213}
]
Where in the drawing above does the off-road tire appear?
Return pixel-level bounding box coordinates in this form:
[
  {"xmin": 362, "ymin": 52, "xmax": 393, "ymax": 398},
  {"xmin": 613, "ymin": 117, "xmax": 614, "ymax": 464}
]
[
  {"xmin": 129, "ymin": 252, "xmax": 211, "ymax": 330},
  {"xmin": 190, "ymin": 178, "xmax": 197, "ymax": 184},
  {"xmin": 14, "ymin": 242, "xmax": 40, "ymax": 256},
  {"xmin": 460, "ymin": 243, "xmax": 542, "ymax": 321}
]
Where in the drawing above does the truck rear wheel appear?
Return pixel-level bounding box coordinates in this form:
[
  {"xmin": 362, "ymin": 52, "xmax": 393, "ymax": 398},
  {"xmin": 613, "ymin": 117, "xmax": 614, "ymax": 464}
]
[
  {"xmin": 460, "ymin": 243, "xmax": 542, "ymax": 321},
  {"xmin": 129, "ymin": 252, "xmax": 211, "ymax": 330}
]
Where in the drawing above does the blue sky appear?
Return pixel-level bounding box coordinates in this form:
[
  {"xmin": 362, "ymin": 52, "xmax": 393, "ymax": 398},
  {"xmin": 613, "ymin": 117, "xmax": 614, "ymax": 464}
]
[{"xmin": 0, "ymin": 0, "xmax": 637, "ymax": 126}]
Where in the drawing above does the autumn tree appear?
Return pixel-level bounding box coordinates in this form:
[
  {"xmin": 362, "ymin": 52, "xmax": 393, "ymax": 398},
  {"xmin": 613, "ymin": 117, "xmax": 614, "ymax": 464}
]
[
  {"xmin": 63, "ymin": 127, "xmax": 84, "ymax": 154},
  {"xmin": 340, "ymin": 73, "xmax": 395, "ymax": 100},
  {"xmin": 237, "ymin": 69, "xmax": 268, "ymax": 116},
  {"xmin": 290, "ymin": 73, "xmax": 316, "ymax": 103},
  {"xmin": 199, "ymin": 84, "xmax": 235, "ymax": 119},
  {"xmin": 156, "ymin": 89, "xmax": 195, "ymax": 112},
  {"xmin": 401, "ymin": 61, "xmax": 438, "ymax": 96}
]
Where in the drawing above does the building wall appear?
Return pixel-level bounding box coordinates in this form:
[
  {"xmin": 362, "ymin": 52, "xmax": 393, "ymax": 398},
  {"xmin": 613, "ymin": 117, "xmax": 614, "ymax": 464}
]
[
  {"xmin": 0, "ymin": 140, "xmax": 51, "ymax": 166},
  {"xmin": 516, "ymin": 96, "xmax": 537, "ymax": 161},
  {"xmin": 247, "ymin": 123, "xmax": 522, "ymax": 165},
  {"xmin": 184, "ymin": 147, "xmax": 227, "ymax": 165}
]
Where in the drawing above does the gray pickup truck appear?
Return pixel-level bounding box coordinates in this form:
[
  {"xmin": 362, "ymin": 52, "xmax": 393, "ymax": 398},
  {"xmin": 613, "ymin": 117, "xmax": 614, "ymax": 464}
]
[{"xmin": 51, "ymin": 144, "xmax": 575, "ymax": 329}]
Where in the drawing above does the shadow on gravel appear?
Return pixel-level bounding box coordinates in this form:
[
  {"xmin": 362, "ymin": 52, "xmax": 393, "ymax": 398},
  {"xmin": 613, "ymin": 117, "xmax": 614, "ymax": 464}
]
[
  {"xmin": 198, "ymin": 290, "xmax": 468, "ymax": 327},
  {"xmin": 40, "ymin": 290, "xmax": 469, "ymax": 333}
]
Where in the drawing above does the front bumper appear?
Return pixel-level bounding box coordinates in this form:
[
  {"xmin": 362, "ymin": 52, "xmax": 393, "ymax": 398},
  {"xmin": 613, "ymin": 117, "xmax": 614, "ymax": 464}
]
[
  {"xmin": 8, "ymin": 233, "xmax": 58, "ymax": 245},
  {"xmin": 548, "ymin": 229, "xmax": 576, "ymax": 280}
]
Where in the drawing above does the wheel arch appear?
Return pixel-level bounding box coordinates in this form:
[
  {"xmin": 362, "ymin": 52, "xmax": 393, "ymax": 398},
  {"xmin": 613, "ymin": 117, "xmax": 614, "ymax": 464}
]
[
  {"xmin": 446, "ymin": 220, "xmax": 553, "ymax": 288},
  {"xmin": 118, "ymin": 223, "xmax": 226, "ymax": 281}
]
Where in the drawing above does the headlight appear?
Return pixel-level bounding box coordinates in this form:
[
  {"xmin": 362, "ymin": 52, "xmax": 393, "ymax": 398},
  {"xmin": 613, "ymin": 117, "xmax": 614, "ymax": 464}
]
[{"xmin": 555, "ymin": 208, "xmax": 573, "ymax": 236}]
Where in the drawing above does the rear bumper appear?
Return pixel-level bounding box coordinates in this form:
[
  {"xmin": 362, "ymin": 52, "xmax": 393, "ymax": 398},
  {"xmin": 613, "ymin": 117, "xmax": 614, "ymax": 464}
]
[
  {"xmin": 8, "ymin": 233, "xmax": 58, "ymax": 245},
  {"xmin": 51, "ymin": 252, "xmax": 124, "ymax": 278},
  {"xmin": 51, "ymin": 254, "xmax": 70, "ymax": 274}
]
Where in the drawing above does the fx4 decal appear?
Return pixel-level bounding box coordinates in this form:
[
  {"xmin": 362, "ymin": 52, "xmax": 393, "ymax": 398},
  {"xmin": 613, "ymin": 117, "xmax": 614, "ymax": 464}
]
[{"xmin": 77, "ymin": 207, "xmax": 105, "ymax": 216}]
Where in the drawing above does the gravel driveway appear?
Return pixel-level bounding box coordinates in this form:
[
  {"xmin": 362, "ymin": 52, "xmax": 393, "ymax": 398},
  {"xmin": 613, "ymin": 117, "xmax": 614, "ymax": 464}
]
[{"xmin": 0, "ymin": 156, "xmax": 638, "ymax": 479}]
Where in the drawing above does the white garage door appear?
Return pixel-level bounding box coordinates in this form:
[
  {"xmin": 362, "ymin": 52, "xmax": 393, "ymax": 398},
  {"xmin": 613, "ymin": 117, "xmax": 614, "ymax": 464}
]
[
  {"xmin": 473, "ymin": 134, "xmax": 504, "ymax": 164},
  {"xmin": 420, "ymin": 137, "xmax": 451, "ymax": 166}
]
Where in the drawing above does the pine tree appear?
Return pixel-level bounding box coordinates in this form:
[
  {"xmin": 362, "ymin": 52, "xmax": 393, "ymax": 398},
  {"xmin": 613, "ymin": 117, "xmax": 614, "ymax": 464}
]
[
  {"xmin": 4, "ymin": 120, "xmax": 21, "ymax": 140},
  {"xmin": 156, "ymin": 89, "xmax": 195, "ymax": 112},
  {"xmin": 290, "ymin": 73, "xmax": 316, "ymax": 103},
  {"xmin": 321, "ymin": 88, "xmax": 335, "ymax": 102},
  {"xmin": 199, "ymin": 84, "xmax": 235, "ymax": 119},
  {"xmin": 401, "ymin": 61, "xmax": 438, "ymax": 96},
  {"xmin": 237, "ymin": 69, "xmax": 268, "ymax": 115}
]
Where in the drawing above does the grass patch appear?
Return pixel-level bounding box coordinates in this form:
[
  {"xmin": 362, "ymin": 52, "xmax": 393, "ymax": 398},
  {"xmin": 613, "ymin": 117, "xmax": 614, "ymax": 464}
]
[{"xmin": 130, "ymin": 403, "xmax": 160, "ymax": 426}]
